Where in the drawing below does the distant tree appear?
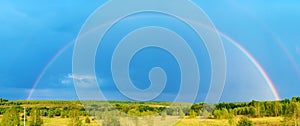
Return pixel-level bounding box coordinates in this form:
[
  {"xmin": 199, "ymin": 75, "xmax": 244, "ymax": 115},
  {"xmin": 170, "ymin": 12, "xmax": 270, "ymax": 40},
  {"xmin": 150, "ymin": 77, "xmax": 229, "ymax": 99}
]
[
  {"xmin": 213, "ymin": 109, "xmax": 222, "ymax": 119},
  {"xmin": 221, "ymin": 108, "xmax": 228, "ymax": 118},
  {"xmin": 68, "ymin": 110, "xmax": 82, "ymax": 126},
  {"xmin": 29, "ymin": 108, "xmax": 43, "ymax": 126},
  {"xmin": 252, "ymin": 100, "xmax": 261, "ymax": 117},
  {"xmin": 61, "ymin": 111, "xmax": 67, "ymax": 118},
  {"xmin": 0, "ymin": 98, "xmax": 8, "ymax": 103},
  {"xmin": 296, "ymin": 97, "xmax": 300, "ymax": 102},
  {"xmin": 292, "ymin": 97, "xmax": 297, "ymax": 102},
  {"xmin": 259, "ymin": 103, "xmax": 266, "ymax": 117},
  {"xmin": 283, "ymin": 101, "xmax": 300, "ymax": 125},
  {"xmin": 128, "ymin": 109, "xmax": 140, "ymax": 116},
  {"xmin": 273, "ymin": 101, "xmax": 282, "ymax": 116},
  {"xmin": 48, "ymin": 110, "xmax": 54, "ymax": 118},
  {"xmin": 265, "ymin": 101, "xmax": 272, "ymax": 116},
  {"xmin": 0, "ymin": 106, "xmax": 20, "ymax": 126},
  {"xmin": 53, "ymin": 108, "xmax": 61, "ymax": 116},
  {"xmin": 190, "ymin": 103, "xmax": 204, "ymax": 114},
  {"xmin": 237, "ymin": 117, "xmax": 254, "ymax": 126},
  {"xmin": 227, "ymin": 109, "xmax": 236, "ymax": 126},
  {"xmin": 213, "ymin": 108, "xmax": 228, "ymax": 119},
  {"xmin": 248, "ymin": 106, "xmax": 257, "ymax": 117}
]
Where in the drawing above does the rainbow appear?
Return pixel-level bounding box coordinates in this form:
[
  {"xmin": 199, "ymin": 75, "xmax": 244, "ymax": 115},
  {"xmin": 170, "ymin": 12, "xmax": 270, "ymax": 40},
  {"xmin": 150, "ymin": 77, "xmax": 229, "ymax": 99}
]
[
  {"xmin": 26, "ymin": 40, "xmax": 75, "ymax": 100},
  {"xmin": 227, "ymin": 1, "xmax": 300, "ymax": 80},
  {"xmin": 26, "ymin": 29, "xmax": 281, "ymax": 101},
  {"xmin": 219, "ymin": 32, "xmax": 281, "ymax": 100}
]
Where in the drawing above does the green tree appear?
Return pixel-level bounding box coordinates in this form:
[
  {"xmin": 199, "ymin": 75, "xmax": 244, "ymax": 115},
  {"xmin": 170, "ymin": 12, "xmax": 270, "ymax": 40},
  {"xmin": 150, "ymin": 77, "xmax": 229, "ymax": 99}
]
[
  {"xmin": 47, "ymin": 110, "xmax": 54, "ymax": 118},
  {"xmin": 283, "ymin": 101, "xmax": 300, "ymax": 125},
  {"xmin": 227, "ymin": 109, "xmax": 236, "ymax": 126},
  {"xmin": 188, "ymin": 110, "xmax": 197, "ymax": 118},
  {"xmin": 237, "ymin": 117, "xmax": 254, "ymax": 126},
  {"xmin": 248, "ymin": 106, "xmax": 257, "ymax": 117},
  {"xmin": 296, "ymin": 96, "xmax": 300, "ymax": 102},
  {"xmin": 0, "ymin": 106, "xmax": 20, "ymax": 126},
  {"xmin": 259, "ymin": 103, "xmax": 266, "ymax": 117},
  {"xmin": 213, "ymin": 109, "xmax": 228, "ymax": 119},
  {"xmin": 0, "ymin": 98, "xmax": 8, "ymax": 103},
  {"xmin": 221, "ymin": 108, "xmax": 229, "ymax": 118},
  {"xmin": 252, "ymin": 100, "xmax": 261, "ymax": 117},
  {"xmin": 213, "ymin": 109, "xmax": 222, "ymax": 119},
  {"xmin": 68, "ymin": 110, "xmax": 82, "ymax": 126},
  {"xmin": 29, "ymin": 108, "xmax": 43, "ymax": 126},
  {"xmin": 273, "ymin": 101, "xmax": 282, "ymax": 116}
]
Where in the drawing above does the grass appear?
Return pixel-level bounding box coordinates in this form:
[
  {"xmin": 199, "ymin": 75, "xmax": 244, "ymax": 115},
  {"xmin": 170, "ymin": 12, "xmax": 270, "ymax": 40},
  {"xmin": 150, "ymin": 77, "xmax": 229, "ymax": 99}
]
[
  {"xmin": 43, "ymin": 117, "xmax": 98, "ymax": 126},
  {"xmin": 0, "ymin": 115, "xmax": 287, "ymax": 126},
  {"xmin": 175, "ymin": 116, "xmax": 284, "ymax": 126},
  {"xmin": 0, "ymin": 116, "xmax": 98, "ymax": 126},
  {"xmin": 251, "ymin": 117, "xmax": 284, "ymax": 126},
  {"xmin": 175, "ymin": 118, "xmax": 229, "ymax": 126}
]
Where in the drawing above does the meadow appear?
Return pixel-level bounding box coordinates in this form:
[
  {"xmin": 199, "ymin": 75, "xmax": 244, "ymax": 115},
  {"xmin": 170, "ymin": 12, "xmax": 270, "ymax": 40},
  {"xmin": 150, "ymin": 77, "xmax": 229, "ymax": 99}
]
[
  {"xmin": 0, "ymin": 116, "xmax": 285, "ymax": 126},
  {"xmin": 0, "ymin": 97, "xmax": 299, "ymax": 126}
]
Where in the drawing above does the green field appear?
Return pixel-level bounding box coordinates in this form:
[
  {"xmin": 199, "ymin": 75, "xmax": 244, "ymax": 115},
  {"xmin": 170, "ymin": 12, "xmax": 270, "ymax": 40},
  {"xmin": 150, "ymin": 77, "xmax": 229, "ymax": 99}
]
[
  {"xmin": 0, "ymin": 116, "xmax": 283, "ymax": 126},
  {"xmin": 0, "ymin": 97, "xmax": 299, "ymax": 126}
]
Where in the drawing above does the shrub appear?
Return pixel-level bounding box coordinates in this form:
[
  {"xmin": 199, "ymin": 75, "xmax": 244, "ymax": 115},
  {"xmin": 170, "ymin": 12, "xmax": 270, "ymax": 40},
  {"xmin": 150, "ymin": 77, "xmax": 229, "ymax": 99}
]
[
  {"xmin": 237, "ymin": 117, "xmax": 254, "ymax": 126},
  {"xmin": 85, "ymin": 117, "xmax": 91, "ymax": 123}
]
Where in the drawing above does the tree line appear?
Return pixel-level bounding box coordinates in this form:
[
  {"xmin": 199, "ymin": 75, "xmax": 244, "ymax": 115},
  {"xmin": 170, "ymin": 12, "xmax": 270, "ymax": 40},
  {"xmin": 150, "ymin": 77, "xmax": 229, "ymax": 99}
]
[
  {"xmin": 188, "ymin": 96, "xmax": 300, "ymax": 125},
  {"xmin": 0, "ymin": 97, "xmax": 299, "ymax": 125}
]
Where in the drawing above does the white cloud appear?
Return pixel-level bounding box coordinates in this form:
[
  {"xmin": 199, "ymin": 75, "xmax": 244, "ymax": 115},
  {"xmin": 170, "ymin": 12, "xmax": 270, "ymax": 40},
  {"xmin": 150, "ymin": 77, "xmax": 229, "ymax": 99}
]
[
  {"xmin": 63, "ymin": 74, "xmax": 105, "ymax": 89},
  {"xmin": 60, "ymin": 79, "xmax": 72, "ymax": 85},
  {"xmin": 67, "ymin": 74, "xmax": 94, "ymax": 80}
]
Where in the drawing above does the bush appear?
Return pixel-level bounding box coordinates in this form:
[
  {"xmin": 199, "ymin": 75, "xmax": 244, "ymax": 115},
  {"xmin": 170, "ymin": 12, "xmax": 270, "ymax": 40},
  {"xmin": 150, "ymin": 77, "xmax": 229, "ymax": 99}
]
[
  {"xmin": 85, "ymin": 117, "xmax": 91, "ymax": 123},
  {"xmin": 0, "ymin": 107, "xmax": 20, "ymax": 126},
  {"xmin": 237, "ymin": 117, "xmax": 254, "ymax": 126}
]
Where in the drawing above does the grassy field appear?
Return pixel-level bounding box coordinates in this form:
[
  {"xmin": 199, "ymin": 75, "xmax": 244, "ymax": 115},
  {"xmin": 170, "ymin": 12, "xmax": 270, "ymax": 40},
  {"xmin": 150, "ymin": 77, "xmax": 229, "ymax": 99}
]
[
  {"xmin": 28, "ymin": 116, "xmax": 282, "ymax": 126},
  {"xmin": 0, "ymin": 114, "xmax": 287, "ymax": 126},
  {"xmin": 0, "ymin": 116, "xmax": 98, "ymax": 126},
  {"xmin": 43, "ymin": 117, "xmax": 99, "ymax": 126},
  {"xmin": 175, "ymin": 117, "xmax": 283, "ymax": 126}
]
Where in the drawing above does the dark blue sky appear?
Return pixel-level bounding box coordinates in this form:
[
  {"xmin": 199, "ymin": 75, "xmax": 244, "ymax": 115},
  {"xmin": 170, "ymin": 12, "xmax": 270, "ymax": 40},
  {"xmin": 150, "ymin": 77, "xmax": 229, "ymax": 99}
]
[{"xmin": 0, "ymin": 0, "xmax": 299, "ymax": 102}]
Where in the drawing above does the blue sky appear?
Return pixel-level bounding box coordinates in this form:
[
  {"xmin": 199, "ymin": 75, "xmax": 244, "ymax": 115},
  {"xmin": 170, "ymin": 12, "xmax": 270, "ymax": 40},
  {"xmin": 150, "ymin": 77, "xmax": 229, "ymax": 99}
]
[{"xmin": 0, "ymin": 0, "xmax": 299, "ymax": 102}]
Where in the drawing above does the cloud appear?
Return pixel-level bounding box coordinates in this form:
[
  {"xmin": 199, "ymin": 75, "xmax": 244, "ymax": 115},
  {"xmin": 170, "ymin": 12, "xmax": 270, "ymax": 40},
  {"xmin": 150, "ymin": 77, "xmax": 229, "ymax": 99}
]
[
  {"xmin": 29, "ymin": 73, "xmax": 109, "ymax": 100},
  {"xmin": 67, "ymin": 74, "xmax": 94, "ymax": 81},
  {"xmin": 60, "ymin": 79, "xmax": 72, "ymax": 85},
  {"xmin": 63, "ymin": 74, "xmax": 106, "ymax": 89}
]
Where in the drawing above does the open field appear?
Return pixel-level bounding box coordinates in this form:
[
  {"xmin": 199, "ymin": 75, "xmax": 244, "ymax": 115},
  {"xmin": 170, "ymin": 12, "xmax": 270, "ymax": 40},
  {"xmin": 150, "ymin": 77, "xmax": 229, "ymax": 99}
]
[
  {"xmin": 4, "ymin": 116, "xmax": 280, "ymax": 126},
  {"xmin": 175, "ymin": 117, "xmax": 283, "ymax": 126},
  {"xmin": 43, "ymin": 117, "xmax": 99, "ymax": 126},
  {"xmin": 0, "ymin": 98, "xmax": 299, "ymax": 125}
]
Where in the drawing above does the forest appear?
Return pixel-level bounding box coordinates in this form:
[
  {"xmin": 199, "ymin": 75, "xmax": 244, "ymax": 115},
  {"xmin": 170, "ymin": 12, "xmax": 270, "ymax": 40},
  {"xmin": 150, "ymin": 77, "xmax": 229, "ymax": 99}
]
[{"xmin": 0, "ymin": 97, "xmax": 299, "ymax": 126}]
